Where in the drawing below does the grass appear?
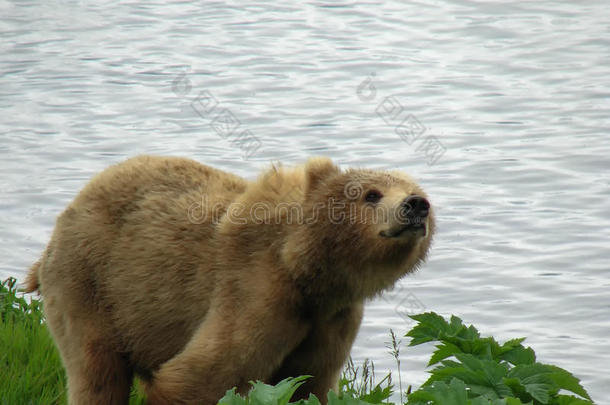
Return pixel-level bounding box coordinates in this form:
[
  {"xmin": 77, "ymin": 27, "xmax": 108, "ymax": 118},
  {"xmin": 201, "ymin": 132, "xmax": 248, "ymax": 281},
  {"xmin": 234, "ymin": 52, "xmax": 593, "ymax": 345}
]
[
  {"xmin": 0, "ymin": 278, "xmax": 145, "ymax": 405},
  {"xmin": 1, "ymin": 277, "xmax": 595, "ymax": 405},
  {"xmin": 1, "ymin": 278, "xmax": 66, "ymax": 405}
]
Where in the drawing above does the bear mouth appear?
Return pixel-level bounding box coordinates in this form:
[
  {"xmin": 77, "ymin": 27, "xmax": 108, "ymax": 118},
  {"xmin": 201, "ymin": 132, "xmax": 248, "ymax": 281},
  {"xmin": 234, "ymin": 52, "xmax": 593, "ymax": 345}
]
[{"xmin": 379, "ymin": 218, "xmax": 427, "ymax": 239}]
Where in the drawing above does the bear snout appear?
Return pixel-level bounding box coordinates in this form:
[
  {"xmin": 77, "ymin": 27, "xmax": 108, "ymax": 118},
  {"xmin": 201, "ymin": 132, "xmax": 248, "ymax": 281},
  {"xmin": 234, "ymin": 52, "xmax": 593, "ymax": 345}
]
[
  {"xmin": 401, "ymin": 195, "xmax": 430, "ymax": 219},
  {"xmin": 378, "ymin": 195, "xmax": 431, "ymax": 238}
]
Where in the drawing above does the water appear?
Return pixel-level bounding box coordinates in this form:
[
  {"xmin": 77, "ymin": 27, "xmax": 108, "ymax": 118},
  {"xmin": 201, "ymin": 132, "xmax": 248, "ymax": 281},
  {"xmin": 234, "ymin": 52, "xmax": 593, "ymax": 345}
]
[{"xmin": 1, "ymin": 0, "xmax": 609, "ymax": 402}]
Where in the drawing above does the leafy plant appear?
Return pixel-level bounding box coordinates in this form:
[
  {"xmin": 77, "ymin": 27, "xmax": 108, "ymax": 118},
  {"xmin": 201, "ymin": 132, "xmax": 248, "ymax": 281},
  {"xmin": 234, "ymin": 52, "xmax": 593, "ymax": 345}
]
[
  {"xmin": 1, "ymin": 277, "xmax": 596, "ymax": 405},
  {"xmin": 339, "ymin": 357, "xmax": 393, "ymax": 404},
  {"xmin": 1, "ymin": 277, "xmax": 44, "ymax": 324},
  {"xmin": 405, "ymin": 312, "xmax": 594, "ymax": 405},
  {"xmin": 218, "ymin": 376, "xmax": 381, "ymax": 405}
]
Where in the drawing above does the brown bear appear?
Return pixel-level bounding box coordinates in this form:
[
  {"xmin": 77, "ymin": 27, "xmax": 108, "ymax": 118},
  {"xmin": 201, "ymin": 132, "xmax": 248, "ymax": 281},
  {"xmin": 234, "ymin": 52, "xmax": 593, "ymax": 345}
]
[{"xmin": 24, "ymin": 155, "xmax": 435, "ymax": 405}]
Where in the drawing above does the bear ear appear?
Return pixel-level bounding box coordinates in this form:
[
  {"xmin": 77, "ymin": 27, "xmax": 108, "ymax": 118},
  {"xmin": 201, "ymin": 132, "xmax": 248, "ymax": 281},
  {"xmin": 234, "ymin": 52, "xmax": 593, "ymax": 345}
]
[{"xmin": 305, "ymin": 157, "xmax": 339, "ymax": 193}]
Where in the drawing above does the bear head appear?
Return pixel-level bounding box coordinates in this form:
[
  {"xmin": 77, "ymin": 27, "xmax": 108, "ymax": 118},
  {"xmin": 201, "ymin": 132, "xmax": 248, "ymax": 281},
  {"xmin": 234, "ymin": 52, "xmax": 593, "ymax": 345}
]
[{"xmin": 280, "ymin": 157, "xmax": 436, "ymax": 311}]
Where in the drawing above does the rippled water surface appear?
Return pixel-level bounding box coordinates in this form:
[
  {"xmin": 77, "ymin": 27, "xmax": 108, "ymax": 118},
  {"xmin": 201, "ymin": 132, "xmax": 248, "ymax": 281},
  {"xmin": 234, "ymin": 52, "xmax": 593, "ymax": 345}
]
[{"xmin": 1, "ymin": 1, "xmax": 609, "ymax": 402}]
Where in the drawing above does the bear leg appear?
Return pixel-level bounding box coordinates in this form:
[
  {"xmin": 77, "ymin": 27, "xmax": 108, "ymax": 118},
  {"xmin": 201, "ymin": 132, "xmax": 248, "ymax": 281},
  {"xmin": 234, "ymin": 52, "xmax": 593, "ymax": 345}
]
[
  {"xmin": 43, "ymin": 292, "xmax": 133, "ymax": 405},
  {"xmin": 144, "ymin": 296, "xmax": 310, "ymax": 405},
  {"xmin": 272, "ymin": 303, "xmax": 364, "ymax": 404},
  {"xmin": 63, "ymin": 342, "xmax": 133, "ymax": 405}
]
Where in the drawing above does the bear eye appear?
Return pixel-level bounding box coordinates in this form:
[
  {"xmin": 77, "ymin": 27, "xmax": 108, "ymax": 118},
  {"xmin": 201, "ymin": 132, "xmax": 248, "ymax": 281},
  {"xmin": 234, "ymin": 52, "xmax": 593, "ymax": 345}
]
[{"xmin": 364, "ymin": 190, "xmax": 383, "ymax": 203}]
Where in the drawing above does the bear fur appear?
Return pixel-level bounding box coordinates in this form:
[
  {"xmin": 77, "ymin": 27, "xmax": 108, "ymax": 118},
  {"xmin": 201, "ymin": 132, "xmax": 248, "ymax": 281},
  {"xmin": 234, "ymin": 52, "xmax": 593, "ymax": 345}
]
[{"xmin": 25, "ymin": 155, "xmax": 435, "ymax": 405}]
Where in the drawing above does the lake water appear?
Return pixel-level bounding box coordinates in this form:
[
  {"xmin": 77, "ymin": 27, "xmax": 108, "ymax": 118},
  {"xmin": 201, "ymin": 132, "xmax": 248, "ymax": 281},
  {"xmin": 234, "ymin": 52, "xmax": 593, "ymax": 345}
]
[{"xmin": 1, "ymin": 0, "xmax": 608, "ymax": 402}]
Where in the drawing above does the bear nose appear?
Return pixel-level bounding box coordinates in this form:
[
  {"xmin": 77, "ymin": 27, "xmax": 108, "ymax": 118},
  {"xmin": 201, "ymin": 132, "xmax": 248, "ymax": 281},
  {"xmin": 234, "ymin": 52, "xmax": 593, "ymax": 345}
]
[{"xmin": 402, "ymin": 195, "xmax": 430, "ymax": 218}]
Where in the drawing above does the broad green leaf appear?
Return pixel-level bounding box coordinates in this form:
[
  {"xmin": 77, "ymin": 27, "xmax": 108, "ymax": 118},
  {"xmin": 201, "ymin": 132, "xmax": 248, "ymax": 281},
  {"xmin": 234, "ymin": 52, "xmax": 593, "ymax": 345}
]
[
  {"xmin": 430, "ymin": 354, "xmax": 513, "ymax": 398},
  {"xmin": 503, "ymin": 338, "xmax": 527, "ymax": 347},
  {"xmin": 455, "ymin": 353, "xmax": 511, "ymax": 391},
  {"xmin": 503, "ymin": 376, "xmax": 528, "ymax": 399},
  {"xmin": 496, "ymin": 338, "xmax": 534, "ymax": 365},
  {"xmin": 430, "ymin": 378, "xmax": 469, "ymax": 404},
  {"xmin": 545, "ymin": 365, "xmax": 592, "ymax": 401},
  {"xmin": 406, "ymin": 390, "xmax": 437, "ymax": 404},
  {"xmin": 500, "ymin": 345, "xmax": 536, "ymax": 366},
  {"xmin": 429, "ymin": 342, "xmax": 463, "ymax": 366},
  {"xmin": 463, "ymin": 324, "xmax": 482, "ymax": 340},
  {"xmin": 217, "ymin": 388, "xmax": 247, "ymax": 405},
  {"xmin": 425, "ymin": 366, "xmax": 507, "ymax": 398},
  {"xmin": 407, "ymin": 312, "xmax": 455, "ymax": 345},
  {"xmin": 465, "ymin": 383, "xmax": 504, "ymax": 399},
  {"xmin": 406, "ymin": 379, "xmax": 469, "ymax": 405},
  {"xmin": 404, "ymin": 313, "xmax": 594, "ymax": 405},
  {"xmin": 426, "ymin": 363, "xmax": 489, "ymax": 387},
  {"xmin": 440, "ymin": 359, "xmax": 463, "ymax": 369},
  {"xmin": 507, "ymin": 363, "xmax": 554, "ymax": 380},
  {"xmin": 469, "ymin": 337, "xmax": 499, "ymax": 360},
  {"xmin": 506, "ymin": 364, "xmax": 558, "ymax": 403},
  {"xmin": 249, "ymin": 376, "xmax": 311, "ymax": 405},
  {"xmin": 523, "ymin": 381, "xmax": 551, "ymax": 404}
]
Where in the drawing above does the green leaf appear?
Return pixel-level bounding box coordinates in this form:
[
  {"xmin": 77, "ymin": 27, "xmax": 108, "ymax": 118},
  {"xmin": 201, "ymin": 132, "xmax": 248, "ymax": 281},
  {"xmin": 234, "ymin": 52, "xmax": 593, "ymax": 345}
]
[
  {"xmin": 469, "ymin": 337, "xmax": 497, "ymax": 360},
  {"xmin": 432, "ymin": 378, "xmax": 470, "ymax": 404},
  {"xmin": 462, "ymin": 324, "xmax": 482, "ymax": 341},
  {"xmin": 502, "ymin": 338, "xmax": 527, "ymax": 350},
  {"xmin": 440, "ymin": 359, "xmax": 463, "ymax": 369},
  {"xmin": 248, "ymin": 376, "xmax": 311, "ymax": 405},
  {"xmin": 407, "ymin": 312, "xmax": 455, "ymax": 346},
  {"xmin": 406, "ymin": 390, "xmax": 437, "ymax": 405},
  {"xmin": 426, "ymin": 363, "xmax": 488, "ymax": 388},
  {"xmin": 425, "ymin": 366, "xmax": 505, "ymax": 399},
  {"xmin": 429, "ymin": 342, "xmax": 463, "ymax": 366},
  {"xmin": 406, "ymin": 378, "xmax": 469, "ymax": 405},
  {"xmin": 402, "ymin": 312, "xmax": 596, "ymax": 405},
  {"xmin": 217, "ymin": 388, "xmax": 248, "ymax": 405},
  {"xmin": 506, "ymin": 364, "xmax": 558, "ymax": 404},
  {"xmin": 545, "ymin": 365, "xmax": 592, "ymax": 401},
  {"xmin": 523, "ymin": 381, "xmax": 551, "ymax": 404},
  {"xmin": 503, "ymin": 377, "xmax": 528, "ymax": 398},
  {"xmin": 453, "ymin": 353, "xmax": 513, "ymax": 397},
  {"xmin": 500, "ymin": 345, "xmax": 536, "ymax": 366}
]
